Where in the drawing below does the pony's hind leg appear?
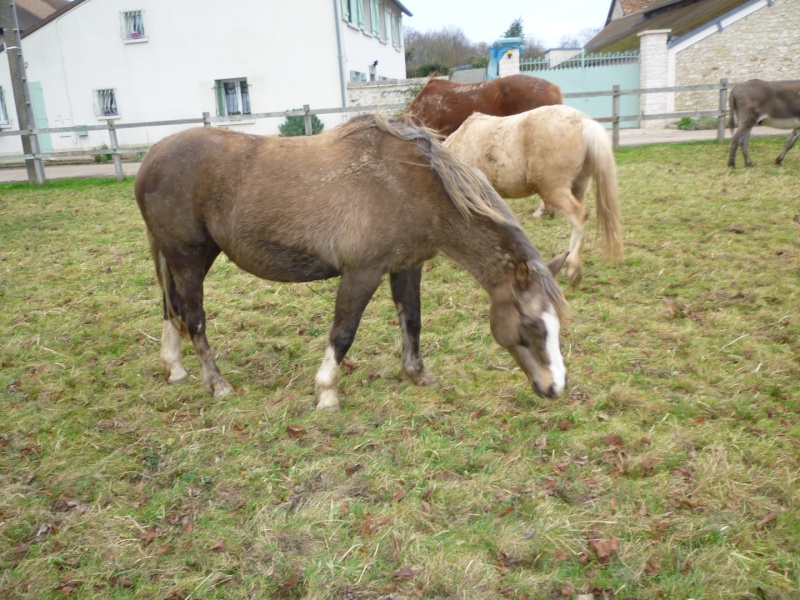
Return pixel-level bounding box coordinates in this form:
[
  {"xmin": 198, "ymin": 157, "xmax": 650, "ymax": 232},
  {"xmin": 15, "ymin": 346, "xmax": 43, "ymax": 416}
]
[
  {"xmin": 390, "ymin": 267, "xmax": 437, "ymax": 386},
  {"xmin": 315, "ymin": 268, "xmax": 383, "ymax": 411},
  {"xmin": 160, "ymin": 317, "xmax": 188, "ymax": 384},
  {"xmin": 545, "ymin": 187, "xmax": 587, "ymax": 286},
  {"xmin": 164, "ymin": 247, "xmax": 234, "ymax": 398}
]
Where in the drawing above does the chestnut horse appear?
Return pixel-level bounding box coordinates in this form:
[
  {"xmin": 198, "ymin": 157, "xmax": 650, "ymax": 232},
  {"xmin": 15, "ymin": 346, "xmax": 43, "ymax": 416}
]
[
  {"xmin": 444, "ymin": 105, "xmax": 624, "ymax": 285},
  {"xmin": 134, "ymin": 115, "xmax": 569, "ymax": 410},
  {"xmin": 404, "ymin": 75, "xmax": 563, "ymax": 136}
]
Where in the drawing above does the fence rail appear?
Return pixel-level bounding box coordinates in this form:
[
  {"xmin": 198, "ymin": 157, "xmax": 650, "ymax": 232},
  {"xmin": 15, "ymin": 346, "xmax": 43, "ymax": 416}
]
[
  {"xmin": 1, "ymin": 81, "xmax": 736, "ymax": 184},
  {"xmin": 521, "ymin": 51, "xmax": 640, "ymax": 71}
]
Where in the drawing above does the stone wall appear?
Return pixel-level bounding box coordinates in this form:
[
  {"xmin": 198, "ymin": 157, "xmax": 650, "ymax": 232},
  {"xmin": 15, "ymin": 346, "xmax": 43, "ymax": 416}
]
[
  {"xmin": 346, "ymin": 77, "xmax": 430, "ymax": 116},
  {"xmin": 675, "ymin": 0, "xmax": 799, "ymax": 112}
]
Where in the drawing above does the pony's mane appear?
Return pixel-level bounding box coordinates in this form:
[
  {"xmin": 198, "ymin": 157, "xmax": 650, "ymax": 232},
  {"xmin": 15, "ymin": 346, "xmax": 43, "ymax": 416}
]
[{"xmin": 339, "ymin": 114, "xmax": 516, "ymax": 227}]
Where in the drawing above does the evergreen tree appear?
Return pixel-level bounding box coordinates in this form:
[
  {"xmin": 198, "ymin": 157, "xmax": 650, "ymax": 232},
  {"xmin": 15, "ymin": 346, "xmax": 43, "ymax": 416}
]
[{"xmin": 503, "ymin": 18, "xmax": 523, "ymax": 39}]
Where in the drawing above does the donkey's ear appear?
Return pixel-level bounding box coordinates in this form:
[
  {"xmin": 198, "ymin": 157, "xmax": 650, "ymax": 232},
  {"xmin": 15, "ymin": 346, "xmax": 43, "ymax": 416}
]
[
  {"xmin": 547, "ymin": 251, "xmax": 569, "ymax": 277},
  {"xmin": 514, "ymin": 260, "xmax": 530, "ymax": 289}
]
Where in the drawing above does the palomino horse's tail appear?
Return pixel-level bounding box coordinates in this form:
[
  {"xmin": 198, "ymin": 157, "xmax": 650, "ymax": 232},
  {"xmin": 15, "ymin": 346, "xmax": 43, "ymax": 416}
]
[
  {"xmin": 146, "ymin": 230, "xmax": 187, "ymax": 336},
  {"xmin": 582, "ymin": 118, "xmax": 624, "ymax": 260}
]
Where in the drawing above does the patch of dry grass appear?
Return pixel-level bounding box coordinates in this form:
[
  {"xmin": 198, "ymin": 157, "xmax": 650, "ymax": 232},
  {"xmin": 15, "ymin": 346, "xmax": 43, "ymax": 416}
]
[{"xmin": 1, "ymin": 137, "xmax": 798, "ymax": 599}]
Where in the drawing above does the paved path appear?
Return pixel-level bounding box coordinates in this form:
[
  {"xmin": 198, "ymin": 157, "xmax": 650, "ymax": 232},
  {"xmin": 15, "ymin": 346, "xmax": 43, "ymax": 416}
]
[{"xmin": 0, "ymin": 126, "xmax": 787, "ymax": 184}]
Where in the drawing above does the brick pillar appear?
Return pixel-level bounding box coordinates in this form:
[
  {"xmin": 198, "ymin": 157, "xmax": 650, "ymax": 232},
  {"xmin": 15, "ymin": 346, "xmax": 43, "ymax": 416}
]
[
  {"xmin": 498, "ymin": 48, "xmax": 520, "ymax": 77},
  {"xmin": 637, "ymin": 29, "xmax": 671, "ymax": 129}
]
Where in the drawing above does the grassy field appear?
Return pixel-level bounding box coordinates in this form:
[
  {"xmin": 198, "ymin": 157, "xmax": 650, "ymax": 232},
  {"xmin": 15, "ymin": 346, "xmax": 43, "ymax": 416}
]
[{"xmin": 1, "ymin": 137, "xmax": 798, "ymax": 599}]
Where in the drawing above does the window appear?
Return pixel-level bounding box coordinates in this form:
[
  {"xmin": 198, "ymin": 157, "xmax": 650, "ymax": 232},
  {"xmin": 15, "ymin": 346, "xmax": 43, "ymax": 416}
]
[
  {"xmin": 122, "ymin": 10, "xmax": 146, "ymax": 41},
  {"xmin": 0, "ymin": 87, "xmax": 9, "ymax": 125},
  {"xmin": 341, "ymin": 0, "xmax": 364, "ymax": 28},
  {"xmin": 215, "ymin": 79, "xmax": 250, "ymax": 117},
  {"xmin": 94, "ymin": 89, "xmax": 118, "ymax": 117},
  {"xmin": 349, "ymin": 70, "xmax": 366, "ymax": 83}
]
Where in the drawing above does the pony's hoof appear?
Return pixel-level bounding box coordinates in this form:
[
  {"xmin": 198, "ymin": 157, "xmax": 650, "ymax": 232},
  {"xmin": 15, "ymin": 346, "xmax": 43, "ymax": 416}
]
[
  {"xmin": 405, "ymin": 369, "xmax": 438, "ymax": 387},
  {"xmin": 316, "ymin": 390, "xmax": 341, "ymax": 411},
  {"xmin": 213, "ymin": 380, "xmax": 235, "ymax": 398},
  {"xmin": 567, "ymin": 268, "xmax": 583, "ymax": 286},
  {"xmin": 167, "ymin": 371, "xmax": 188, "ymax": 385}
]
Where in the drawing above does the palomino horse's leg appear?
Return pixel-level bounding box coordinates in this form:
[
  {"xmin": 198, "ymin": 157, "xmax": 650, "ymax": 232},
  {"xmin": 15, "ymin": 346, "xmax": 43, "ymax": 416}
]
[
  {"xmin": 315, "ymin": 268, "xmax": 383, "ymax": 411},
  {"xmin": 532, "ymin": 200, "xmax": 557, "ymax": 219},
  {"xmin": 390, "ymin": 267, "xmax": 437, "ymax": 386},
  {"xmin": 544, "ymin": 188, "xmax": 588, "ymax": 286},
  {"xmin": 160, "ymin": 318, "xmax": 188, "ymax": 384},
  {"xmin": 775, "ymin": 129, "xmax": 800, "ymax": 165}
]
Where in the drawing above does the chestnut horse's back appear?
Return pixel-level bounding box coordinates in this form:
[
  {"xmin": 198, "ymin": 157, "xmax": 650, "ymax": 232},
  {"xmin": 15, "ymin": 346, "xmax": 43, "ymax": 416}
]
[{"xmin": 404, "ymin": 74, "xmax": 562, "ymax": 136}]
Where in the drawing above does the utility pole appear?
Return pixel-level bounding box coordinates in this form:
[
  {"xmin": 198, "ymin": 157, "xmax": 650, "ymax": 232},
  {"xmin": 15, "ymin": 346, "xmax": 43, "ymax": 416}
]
[{"xmin": 0, "ymin": 0, "xmax": 45, "ymax": 183}]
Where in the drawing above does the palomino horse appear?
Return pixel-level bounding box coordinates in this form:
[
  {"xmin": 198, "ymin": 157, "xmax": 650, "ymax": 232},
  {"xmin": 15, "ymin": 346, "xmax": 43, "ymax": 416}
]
[
  {"xmin": 404, "ymin": 74, "xmax": 563, "ymax": 136},
  {"xmin": 444, "ymin": 105, "xmax": 624, "ymax": 286},
  {"xmin": 134, "ymin": 115, "xmax": 569, "ymax": 410}
]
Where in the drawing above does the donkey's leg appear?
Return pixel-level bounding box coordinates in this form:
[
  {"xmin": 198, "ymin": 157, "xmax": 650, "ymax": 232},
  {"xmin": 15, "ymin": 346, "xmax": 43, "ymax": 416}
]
[
  {"xmin": 315, "ymin": 269, "xmax": 383, "ymax": 411},
  {"xmin": 160, "ymin": 318, "xmax": 188, "ymax": 384},
  {"xmin": 390, "ymin": 266, "xmax": 437, "ymax": 386},
  {"xmin": 775, "ymin": 129, "xmax": 800, "ymax": 165}
]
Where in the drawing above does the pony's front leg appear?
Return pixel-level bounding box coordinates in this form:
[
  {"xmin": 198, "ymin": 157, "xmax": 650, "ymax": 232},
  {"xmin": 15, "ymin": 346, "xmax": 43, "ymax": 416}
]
[
  {"xmin": 390, "ymin": 267, "xmax": 437, "ymax": 386},
  {"xmin": 315, "ymin": 269, "xmax": 383, "ymax": 411}
]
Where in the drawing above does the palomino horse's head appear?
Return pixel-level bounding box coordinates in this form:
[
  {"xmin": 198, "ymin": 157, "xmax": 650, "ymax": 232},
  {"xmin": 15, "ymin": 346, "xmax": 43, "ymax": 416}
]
[{"xmin": 489, "ymin": 253, "xmax": 569, "ymax": 399}]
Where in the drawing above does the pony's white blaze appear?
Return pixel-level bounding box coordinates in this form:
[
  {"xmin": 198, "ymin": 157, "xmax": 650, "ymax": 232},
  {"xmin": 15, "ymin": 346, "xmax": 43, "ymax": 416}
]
[
  {"xmin": 314, "ymin": 345, "xmax": 340, "ymax": 410},
  {"xmin": 542, "ymin": 309, "xmax": 566, "ymax": 393}
]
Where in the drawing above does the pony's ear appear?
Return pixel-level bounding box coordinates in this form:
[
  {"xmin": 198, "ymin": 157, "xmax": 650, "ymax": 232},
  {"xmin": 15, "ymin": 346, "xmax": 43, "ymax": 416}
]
[
  {"xmin": 514, "ymin": 260, "xmax": 530, "ymax": 289},
  {"xmin": 548, "ymin": 251, "xmax": 569, "ymax": 277}
]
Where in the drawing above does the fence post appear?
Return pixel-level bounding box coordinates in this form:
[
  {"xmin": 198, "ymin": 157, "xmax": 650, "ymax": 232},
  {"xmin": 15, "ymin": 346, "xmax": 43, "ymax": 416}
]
[
  {"xmin": 303, "ymin": 104, "xmax": 312, "ymax": 136},
  {"xmin": 107, "ymin": 118, "xmax": 124, "ymax": 181},
  {"xmin": 612, "ymin": 85, "xmax": 621, "ymax": 151},
  {"xmin": 717, "ymin": 78, "xmax": 728, "ymax": 144},
  {"xmin": 203, "ymin": 111, "xmax": 211, "ymax": 127}
]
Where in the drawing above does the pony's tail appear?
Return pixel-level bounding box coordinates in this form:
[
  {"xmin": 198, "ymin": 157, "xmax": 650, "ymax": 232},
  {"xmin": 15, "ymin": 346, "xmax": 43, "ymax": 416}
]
[
  {"xmin": 728, "ymin": 93, "xmax": 737, "ymax": 133},
  {"xmin": 583, "ymin": 118, "xmax": 624, "ymax": 261},
  {"xmin": 147, "ymin": 231, "xmax": 187, "ymax": 336}
]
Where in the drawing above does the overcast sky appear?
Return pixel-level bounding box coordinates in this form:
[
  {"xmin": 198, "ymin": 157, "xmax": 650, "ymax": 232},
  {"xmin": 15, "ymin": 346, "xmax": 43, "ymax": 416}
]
[{"xmin": 403, "ymin": 1, "xmax": 610, "ymax": 49}]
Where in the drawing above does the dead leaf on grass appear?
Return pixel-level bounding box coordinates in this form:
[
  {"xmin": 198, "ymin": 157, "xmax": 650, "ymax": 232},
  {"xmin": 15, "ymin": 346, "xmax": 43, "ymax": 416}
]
[
  {"xmin": 603, "ymin": 434, "xmax": 625, "ymax": 448},
  {"xmin": 35, "ymin": 522, "xmax": 58, "ymax": 541},
  {"xmin": 209, "ymin": 540, "xmax": 226, "ymax": 552},
  {"xmin": 534, "ymin": 434, "xmax": 547, "ymax": 449},
  {"xmin": 587, "ymin": 526, "xmax": 618, "ymax": 564},
  {"xmin": 755, "ymin": 510, "xmax": 777, "ymax": 530},
  {"xmin": 561, "ymin": 581, "xmax": 575, "ymax": 597},
  {"xmin": 644, "ymin": 555, "xmax": 661, "ymax": 576},
  {"xmin": 392, "ymin": 565, "xmax": 415, "ymax": 581},
  {"xmin": 286, "ymin": 425, "xmax": 306, "ymax": 439},
  {"xmin": 137, "ymin": 526, "xmax": 159, "ymax": 545}
]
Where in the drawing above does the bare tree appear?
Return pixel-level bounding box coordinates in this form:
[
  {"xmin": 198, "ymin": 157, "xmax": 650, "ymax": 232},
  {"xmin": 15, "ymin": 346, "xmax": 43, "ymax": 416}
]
[
  {"xmin": 558, "ymin": 27, "xmax": 601, "ymax": 49},
  {"xmin": 404, "ymin": 26, "xmax": 489, "ymax": 77}
]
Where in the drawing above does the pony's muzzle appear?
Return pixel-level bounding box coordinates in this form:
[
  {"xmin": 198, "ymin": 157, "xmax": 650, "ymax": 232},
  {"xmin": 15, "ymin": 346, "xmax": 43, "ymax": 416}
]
[{"xmin": 534, "ymin": 374, "xmax": 567, "ymax": 399}]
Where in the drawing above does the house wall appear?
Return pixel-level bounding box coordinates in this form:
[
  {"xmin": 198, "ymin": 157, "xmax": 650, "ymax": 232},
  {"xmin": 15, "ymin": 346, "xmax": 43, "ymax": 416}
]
[
  {"xmin": 670, "ymin": 0, "xmax": 799, "ymax": 112},
  {"xmin": 0, "ymin": 0, "xmax": 409, "ymax": 156}
]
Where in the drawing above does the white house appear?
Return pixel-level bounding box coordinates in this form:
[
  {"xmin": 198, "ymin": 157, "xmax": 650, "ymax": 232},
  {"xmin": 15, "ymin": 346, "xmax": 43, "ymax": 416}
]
[{"xmin": 0, "ymin": 0, "xmax": 412, "ymax": 156}]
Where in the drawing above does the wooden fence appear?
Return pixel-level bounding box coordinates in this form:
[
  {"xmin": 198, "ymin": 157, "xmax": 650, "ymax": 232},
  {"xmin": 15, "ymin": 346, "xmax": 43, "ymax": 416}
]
[{"xmin": 1, "ymin": 79, "xmax": 733, "ymax": 184}]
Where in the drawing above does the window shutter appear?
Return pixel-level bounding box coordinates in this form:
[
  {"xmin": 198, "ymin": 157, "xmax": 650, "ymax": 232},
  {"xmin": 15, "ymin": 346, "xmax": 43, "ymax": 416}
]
[
  {"xmin": 370, "ymin": 0, "xmax": 379, "ymax": 35},
  {"xmin": 341, "ymin": 0, "xmax": 350, "ymax": 21},
  {"xmin": 355, "ymin": 0, "xmax": 364, "ymax": 28},
  {"xmin": 215, "ymin": 81, "xmax": 224, "ymax": 116}
]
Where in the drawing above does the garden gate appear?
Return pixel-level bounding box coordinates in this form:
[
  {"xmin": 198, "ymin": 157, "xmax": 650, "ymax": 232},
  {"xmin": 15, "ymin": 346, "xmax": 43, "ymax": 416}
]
[{"xmin": 520, "ymin": 52, "xmax": 641, "ymax": 128}]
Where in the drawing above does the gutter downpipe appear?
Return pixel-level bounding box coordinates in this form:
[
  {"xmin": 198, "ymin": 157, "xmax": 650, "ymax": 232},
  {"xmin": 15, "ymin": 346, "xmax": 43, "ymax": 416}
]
[{"xmin": 332, "ymin": 0, "xmax": 347, "ymax": 121}]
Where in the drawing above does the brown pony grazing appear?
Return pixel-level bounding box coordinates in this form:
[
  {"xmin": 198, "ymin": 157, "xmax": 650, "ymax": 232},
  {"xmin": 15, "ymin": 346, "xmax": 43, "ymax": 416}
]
[
  {"xmin": 134, "ymin": 114, "xmax": 569, "ymax": 410},
  {"xmin": 404, "ymin": 75, "xmax": 563, "ymax": 137},
  {"xmin": 444, "ymin": 105, "xmax": 624, "ymax": 286}
]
